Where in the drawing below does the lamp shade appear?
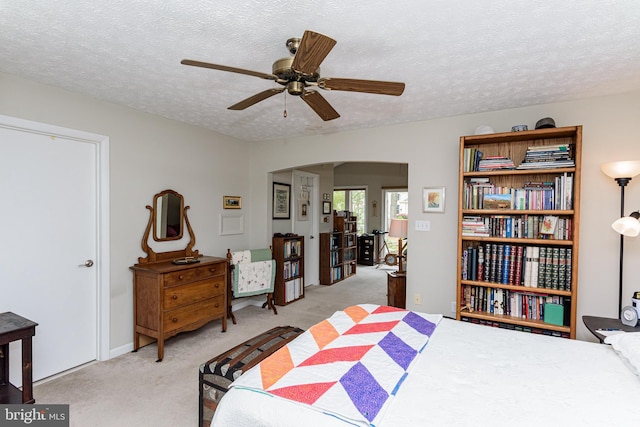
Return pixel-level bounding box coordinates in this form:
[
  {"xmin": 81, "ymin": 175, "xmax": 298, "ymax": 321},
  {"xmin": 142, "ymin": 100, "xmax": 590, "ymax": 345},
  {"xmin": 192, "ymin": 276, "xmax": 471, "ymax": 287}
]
[
  {"xmin": 388, "ymin": 219, "xmax": 408, "ymax": 239},
  {"xmin": 601, "ymin": 160, "xmax": 640, "ymax": 179},
  {"xmin": 612, "ymin": 211, "xmax": 640, "ymax": 237}
]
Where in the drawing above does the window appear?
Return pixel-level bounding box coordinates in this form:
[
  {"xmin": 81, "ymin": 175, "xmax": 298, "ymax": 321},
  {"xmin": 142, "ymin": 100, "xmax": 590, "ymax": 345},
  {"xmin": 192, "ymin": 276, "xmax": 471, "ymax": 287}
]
[{"xmin": 333, "ymin": 188, "xmax": 366, "ymax": 235}]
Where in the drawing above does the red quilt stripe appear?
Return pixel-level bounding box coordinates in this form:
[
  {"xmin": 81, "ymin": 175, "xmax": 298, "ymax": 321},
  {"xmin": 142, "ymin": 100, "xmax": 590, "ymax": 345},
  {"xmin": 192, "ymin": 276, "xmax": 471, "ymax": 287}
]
[
  {"xmin": 270, "ymin": 382, "xmax": 336, "ymax": 405},
  {"xmin": 299, "ymin": 345, "xmax": 374, "ymax": 366},
  {"xmin": 345, "ymin": 320, "xmax": 399, "ymax": 334},
  {"xmin": 373, "ymin": 305, "xmax": 406, "ymax": 314}
]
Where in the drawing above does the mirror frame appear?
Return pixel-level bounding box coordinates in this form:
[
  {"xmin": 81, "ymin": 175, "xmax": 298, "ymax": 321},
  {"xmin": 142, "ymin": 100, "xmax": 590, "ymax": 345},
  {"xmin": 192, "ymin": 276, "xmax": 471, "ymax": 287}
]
[
  {"xmin": 152, "ymin": 189, "xmax": 184, "ymax": 241},
  {"xmin": 137, "ymin": 189, "xmax": 199, "ymax": 264}
]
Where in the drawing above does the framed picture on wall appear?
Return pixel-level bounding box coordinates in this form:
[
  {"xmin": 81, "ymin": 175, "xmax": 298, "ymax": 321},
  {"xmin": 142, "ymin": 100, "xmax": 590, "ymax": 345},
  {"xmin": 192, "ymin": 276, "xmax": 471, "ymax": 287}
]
[
  {"xmin": 223, "ymin": 195, "xmax": 242, "ymax": 209},
  {"xmin": 323, "ymin": 201, "xmax": 332, "ymax": 215},
  {"xmin": 423, "ymin": 186, "xmax": 445, "ymax": 213},
  {"xmin": 273, "ymin": 182, "xmax": 291, "ymax": 219}
]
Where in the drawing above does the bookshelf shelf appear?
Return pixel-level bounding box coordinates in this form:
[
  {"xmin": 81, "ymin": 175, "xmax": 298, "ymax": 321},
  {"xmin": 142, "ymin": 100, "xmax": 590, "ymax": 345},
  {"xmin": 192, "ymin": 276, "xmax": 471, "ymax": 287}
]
[
  {"xmin": 461, "ymin": 312, "xmax": 571, "ymax": 334},
  {"xmin": 457, "ymin": 125, "xmax": 581, "ymax": 339},
  {"xmin": 319, "ymin": 212, "xmax": 358, "ymax": 285},
  {"xmin": 272, "ymin": 235, "xmax": 304, "ymax": 306}
]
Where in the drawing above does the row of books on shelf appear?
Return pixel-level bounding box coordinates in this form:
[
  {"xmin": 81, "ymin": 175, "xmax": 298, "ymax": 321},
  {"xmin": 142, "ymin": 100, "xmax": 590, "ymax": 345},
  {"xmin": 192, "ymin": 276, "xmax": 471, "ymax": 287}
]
[
  {"xmin": 329, "ymin": 251, "xmax": 340, "ymax": 267},
  {"xmin": 461, "ymin": 243, "xmax": 572, "ymax": 291},
  {"xmin": 462, "ymin": 145, "xmax": 575, "ymax": 172},
  {"xmin": 459, "ymin": 316, "xmax": 570, "ymax": 338},
  {"xmin": 462, "ymin": 285, "xmax": 570, "ymax": 325},
  {"xmin": 344, "ymin": 235, "xmax": 356, "ymax": 247},
  {"xmin": 330, "ymin": 266, "xmax": 343, "ymax": 281},
  {"xmin": 283, "ymin": 278, "xmax": 303, "ymax": 303},
  {"xmin": 282, "ymin": 240, "xmax": 302, "ymax": 258},
  {"xmin": 283, "ymin": 260, "xmax": 301, "ymax": 280},
  {"xmin": 463, "ymin": 174, "xmax": 573, "ymax": 210},
  {"xmin": 343, "ymin": 249, "xmax": 356, "ymax": 262},
  {"xmin": 462, "ymin": 214, "xmax": 573, "ymax": 240},
  {"xmin": 344, "ymin": 262, "xmax": 356, "ymax": 276}
]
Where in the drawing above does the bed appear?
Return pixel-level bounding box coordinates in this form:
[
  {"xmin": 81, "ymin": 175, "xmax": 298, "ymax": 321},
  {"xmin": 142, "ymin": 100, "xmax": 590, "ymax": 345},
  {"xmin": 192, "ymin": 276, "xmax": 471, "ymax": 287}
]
[{"xmin": 212, "ymin": 304, "xmax": 640, "ymax": 426}]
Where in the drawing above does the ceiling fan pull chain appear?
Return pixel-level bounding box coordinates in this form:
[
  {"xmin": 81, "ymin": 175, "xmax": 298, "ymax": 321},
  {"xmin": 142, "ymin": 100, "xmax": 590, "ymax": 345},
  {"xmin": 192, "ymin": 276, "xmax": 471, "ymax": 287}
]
[{"xmin": 283, "ymin": 91, "xmax": 288, "ymax": 118}]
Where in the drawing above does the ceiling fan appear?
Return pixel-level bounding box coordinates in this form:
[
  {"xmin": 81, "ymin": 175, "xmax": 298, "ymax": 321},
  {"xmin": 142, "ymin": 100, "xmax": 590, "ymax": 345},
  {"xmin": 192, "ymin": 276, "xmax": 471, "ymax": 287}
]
[{"xmin": 181, "ymin": 30, "xmax": 405, "ymax": 121}]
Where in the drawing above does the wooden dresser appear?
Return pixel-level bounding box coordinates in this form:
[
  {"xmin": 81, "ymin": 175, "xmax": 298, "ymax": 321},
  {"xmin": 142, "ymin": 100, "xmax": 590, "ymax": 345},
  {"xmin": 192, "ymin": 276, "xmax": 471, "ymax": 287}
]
[{"xmin": 130, "ymin": 256, "xmax": 228, "ymax": 361}]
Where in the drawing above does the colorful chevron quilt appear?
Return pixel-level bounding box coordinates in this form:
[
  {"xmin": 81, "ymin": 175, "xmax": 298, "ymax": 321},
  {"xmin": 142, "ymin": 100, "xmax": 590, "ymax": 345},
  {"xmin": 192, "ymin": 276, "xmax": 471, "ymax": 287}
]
[{"xmin": 230, "ymin": 304, "xmax": 442, "ymax": 426}]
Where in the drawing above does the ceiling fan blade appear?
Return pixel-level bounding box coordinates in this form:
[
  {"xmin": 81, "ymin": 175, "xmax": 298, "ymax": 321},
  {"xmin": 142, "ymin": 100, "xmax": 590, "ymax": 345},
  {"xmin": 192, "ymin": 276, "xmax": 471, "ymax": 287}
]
[
  {"xmin": 318, "ymin": 77, "xmax": 405, "ymax": 96},
  {"xmin": 301, "ymin": 91, "xmax": 340, "ymax": 121},
  {"xmin": 291, "ymin": 31, "xmax": 337, "ymax": 76},
  {"xmin": 228, "ymin": 88, "xmax": 285, "ymax": 110},
  {"xmin": 181, "ymin": 59, "xmax": 276, "ymax": 80}
]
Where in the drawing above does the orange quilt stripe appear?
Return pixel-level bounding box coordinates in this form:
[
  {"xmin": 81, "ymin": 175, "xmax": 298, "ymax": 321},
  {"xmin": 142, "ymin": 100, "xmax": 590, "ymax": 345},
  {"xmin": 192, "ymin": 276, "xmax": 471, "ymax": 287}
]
[
  {"xmin": 344, "ymin": 305, "xmax": 369, "ymax": 323},
  {"xmin": 309, "ymin": 319, "xmax": 339, "ymax": 349},
  {"xmin": 260, "ymin": 346, "xmax": 294, "ymax": 389}
]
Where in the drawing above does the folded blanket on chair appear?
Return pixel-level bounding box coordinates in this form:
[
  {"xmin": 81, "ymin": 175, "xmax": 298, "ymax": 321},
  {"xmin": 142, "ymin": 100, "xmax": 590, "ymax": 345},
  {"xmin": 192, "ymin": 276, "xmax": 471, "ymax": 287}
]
[{"xmin": 231, "ymin": 249, "xmax": 275, "ymax": 297}]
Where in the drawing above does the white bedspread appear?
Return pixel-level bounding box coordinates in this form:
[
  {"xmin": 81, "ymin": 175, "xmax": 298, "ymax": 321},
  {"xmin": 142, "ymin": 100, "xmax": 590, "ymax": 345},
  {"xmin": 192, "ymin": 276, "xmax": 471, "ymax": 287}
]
[{"xmin": 212, "ymin": 317, "xmax": 640, "ymax": 426}]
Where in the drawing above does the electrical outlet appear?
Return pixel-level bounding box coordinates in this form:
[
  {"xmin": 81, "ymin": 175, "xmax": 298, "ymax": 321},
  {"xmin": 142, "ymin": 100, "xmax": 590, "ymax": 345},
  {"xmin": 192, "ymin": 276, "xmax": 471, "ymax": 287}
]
[
  {"xmin": 451, "ymin": 301, "xmax": 456, "ymax": 313},
  {"xmin": 414, "ymin": 294, "xmax": 422, "ymax": 305}
]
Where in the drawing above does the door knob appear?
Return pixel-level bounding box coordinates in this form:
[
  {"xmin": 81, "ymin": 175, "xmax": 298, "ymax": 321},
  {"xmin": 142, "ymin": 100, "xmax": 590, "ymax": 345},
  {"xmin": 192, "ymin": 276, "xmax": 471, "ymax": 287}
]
[{"xmin": 79, "ymin": 260, "xmax": 94, "ymax": 267}]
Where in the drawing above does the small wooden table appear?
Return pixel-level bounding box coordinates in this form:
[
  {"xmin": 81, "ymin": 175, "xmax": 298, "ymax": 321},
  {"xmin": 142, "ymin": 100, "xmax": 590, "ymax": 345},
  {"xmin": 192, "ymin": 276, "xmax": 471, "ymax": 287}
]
[
  {"xmin": 582, "ymin": 315, "xmax": 640, "ymax": 343},
  {"xmin": 0, "ymin": 312, "xmax": 38, "ymax": 404},
  {"xmin": 387, "ymin": 272, "xmax": 406, "ymax": 309}
]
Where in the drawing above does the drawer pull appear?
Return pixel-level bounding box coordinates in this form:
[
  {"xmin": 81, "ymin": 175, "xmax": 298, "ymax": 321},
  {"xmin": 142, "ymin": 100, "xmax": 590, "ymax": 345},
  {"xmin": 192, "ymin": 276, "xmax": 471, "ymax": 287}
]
[
  {"xmin": 214, "ymin": 303, "xmax": 219, "ymax": 308},
  {"xmin": 172, "ymin": 295, "xmax": 178, "ymax": 300},
  {"xmin": 178, "ymin": 275, "xmax": 184, "ymax": 280},
  {"xmin": 209, "ymin": 268, "xmax": 216, "ymax": 272},
  {"xmin": 172, "ymin": 317, "xmax": 178, "ymax": 323},
  {"xmin": 214, "ymin": 283, "xmax": 219, "ymax": 288}
]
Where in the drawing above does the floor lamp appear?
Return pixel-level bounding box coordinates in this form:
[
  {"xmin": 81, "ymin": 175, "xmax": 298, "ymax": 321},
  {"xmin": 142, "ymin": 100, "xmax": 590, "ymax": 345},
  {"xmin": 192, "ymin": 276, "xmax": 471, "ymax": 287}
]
[
  {"xmin": 601, "ymin": 160, "xmax": 640, "ymax": 315},
  {"xmin": 388, "ymin": 218, "xmax": 408, "ymax": 274}
]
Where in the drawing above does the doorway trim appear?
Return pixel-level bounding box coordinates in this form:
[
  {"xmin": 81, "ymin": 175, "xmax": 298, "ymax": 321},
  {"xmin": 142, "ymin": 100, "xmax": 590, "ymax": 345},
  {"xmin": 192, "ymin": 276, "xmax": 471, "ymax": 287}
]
[{"xmin": 0, "ymin": 114, "xmax": 110, "ymax": 362}]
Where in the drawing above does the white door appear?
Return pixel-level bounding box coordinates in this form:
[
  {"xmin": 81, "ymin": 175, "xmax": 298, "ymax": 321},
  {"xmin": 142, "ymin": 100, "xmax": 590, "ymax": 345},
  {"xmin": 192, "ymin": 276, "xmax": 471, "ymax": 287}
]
[
  {"xmin": 292, "ymin": 170, "xmax": 319, "ymax": 286},
  {"xmin": 0, "ymin": 123, "xmax": 98, "ymax": 384}
]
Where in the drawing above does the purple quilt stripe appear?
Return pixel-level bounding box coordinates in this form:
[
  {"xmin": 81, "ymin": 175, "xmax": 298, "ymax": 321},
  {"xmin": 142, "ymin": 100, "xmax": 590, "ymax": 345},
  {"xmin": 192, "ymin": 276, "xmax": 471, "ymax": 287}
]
[
  {"xmin": 403, "ymin": 311, "xmax": 437, "ymax": 336},
  {"xmin": 378, "ymin": 332, "xmax": 417, "ymax": 370},
  {"xmin": 340, "ymin": 362, "xmax": 387, "ymax": 422}
]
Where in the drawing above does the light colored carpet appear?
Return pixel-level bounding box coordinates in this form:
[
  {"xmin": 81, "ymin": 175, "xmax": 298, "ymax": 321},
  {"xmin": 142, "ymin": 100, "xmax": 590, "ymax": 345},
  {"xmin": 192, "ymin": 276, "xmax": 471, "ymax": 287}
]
[{"xmin": 33, "ymin": 265, "xmax": 389, "ymax": 427}]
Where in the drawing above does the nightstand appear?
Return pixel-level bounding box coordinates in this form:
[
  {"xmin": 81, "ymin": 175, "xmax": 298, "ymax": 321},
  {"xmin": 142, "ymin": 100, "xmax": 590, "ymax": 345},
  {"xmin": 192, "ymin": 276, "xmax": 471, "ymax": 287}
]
[
  {"xmin": 0, "ymin": 312, "xmax": 38, "ymax": 404},
  {"xmin": 582, "ymin": 315, "xmax": 640, "ymax": 343},
  {"xmin": 387, "ymin": 272, "xmax": 406, "ymax": 309}
]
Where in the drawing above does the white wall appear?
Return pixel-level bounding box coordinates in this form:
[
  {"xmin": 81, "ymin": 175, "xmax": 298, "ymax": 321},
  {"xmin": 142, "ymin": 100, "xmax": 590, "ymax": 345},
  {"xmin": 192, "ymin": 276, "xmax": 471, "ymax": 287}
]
[
  {"xmin": 251, "ymin": 90, "xmax": 640, "ymax": 341},
  {"xmin": 3, "ymin": 69, "xmax": 639, "ymax": 348},
  {"xmin": 0, "ymin": 72, "xmax": 254, "ymax": 352}
]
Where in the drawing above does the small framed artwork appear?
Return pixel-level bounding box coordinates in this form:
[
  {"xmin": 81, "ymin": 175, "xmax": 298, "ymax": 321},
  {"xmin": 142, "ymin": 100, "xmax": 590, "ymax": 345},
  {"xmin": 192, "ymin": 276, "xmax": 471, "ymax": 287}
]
[
  {"xmin": 298, "ymin": 200, "xmax": 309, "ymax": 221},
  {"xmin": 272, "ymin": 182, "xmax": 291, "ymax": 219},
  {"xmin": 323, "ymin": 201, "xmax": 332, "ymax": 215},
  {"xmin": 223, "ymin": 195, "xmax": 242, "ymax": 209},
  {"xmin": 423, "ymin": 187, "xmax": 445, "ymax": 213}
]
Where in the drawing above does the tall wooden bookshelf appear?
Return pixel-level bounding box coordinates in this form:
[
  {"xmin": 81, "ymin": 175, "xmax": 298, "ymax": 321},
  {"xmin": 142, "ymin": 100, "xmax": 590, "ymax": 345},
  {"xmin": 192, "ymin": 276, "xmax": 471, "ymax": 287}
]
[
  {"xmin": 319, "ymin": 212, "xmax": 358, "ymax": 285},
  {"xmin": 456, "ymin": 126, "xmax": 581, "ymax": 339},
  {"xmin": 272, "ymin": 235, "xmax": 304, "ymax": 305}
]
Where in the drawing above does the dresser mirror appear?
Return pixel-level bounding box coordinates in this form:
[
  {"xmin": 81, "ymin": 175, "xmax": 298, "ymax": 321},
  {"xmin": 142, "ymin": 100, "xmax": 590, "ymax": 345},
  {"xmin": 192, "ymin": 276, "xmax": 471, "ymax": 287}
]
[
  {"xmin": 138, "ymin": 189, "xmax": 199, "ymax": 264},
  {"xmin": 153, "ymin": 189, "xmax": 184, "ymax": 241}
]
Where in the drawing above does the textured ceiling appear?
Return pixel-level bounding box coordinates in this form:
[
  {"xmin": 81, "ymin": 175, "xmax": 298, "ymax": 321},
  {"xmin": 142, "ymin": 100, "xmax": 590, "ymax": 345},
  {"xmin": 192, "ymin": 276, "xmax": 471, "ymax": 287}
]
[{"xmin": 1, "ymin": 1, "xmax": 640, "ymax": 142}]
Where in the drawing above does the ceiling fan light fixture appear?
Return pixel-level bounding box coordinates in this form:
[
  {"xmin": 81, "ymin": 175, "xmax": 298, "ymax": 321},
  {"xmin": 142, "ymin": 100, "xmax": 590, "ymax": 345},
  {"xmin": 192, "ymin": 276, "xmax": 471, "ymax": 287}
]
[{"xmin": 288, "ymin": 81, "xmax": 304, "ymax": 96}]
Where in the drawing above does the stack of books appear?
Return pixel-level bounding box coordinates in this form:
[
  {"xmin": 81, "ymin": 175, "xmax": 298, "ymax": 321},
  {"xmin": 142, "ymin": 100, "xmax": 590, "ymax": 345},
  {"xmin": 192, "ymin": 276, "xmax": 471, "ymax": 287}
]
[
  {"xmin": 516, "ymin": 144, "xmax": 574, "ymax": 169},
  {"xmin": 462, "ymin": 216, "xmax": 490, "ymax": 236},
  {"xmin": 478, "ymin": 156, "xmax": 515, "ymax": 171}
]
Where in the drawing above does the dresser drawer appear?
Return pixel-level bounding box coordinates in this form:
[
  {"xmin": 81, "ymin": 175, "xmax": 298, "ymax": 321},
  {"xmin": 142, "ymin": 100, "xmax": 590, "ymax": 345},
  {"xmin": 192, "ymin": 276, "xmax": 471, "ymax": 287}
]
[
  {"xmin": 163, "ymin": 276, "xmax": 225, "ymax": 309},
  {"xmin": 163, "ymin": 295, "xmax": 225, "ymax": 332},
  {"xmin": 163, "ymin": 263, "xmax": 225, "ymax": 287}
]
